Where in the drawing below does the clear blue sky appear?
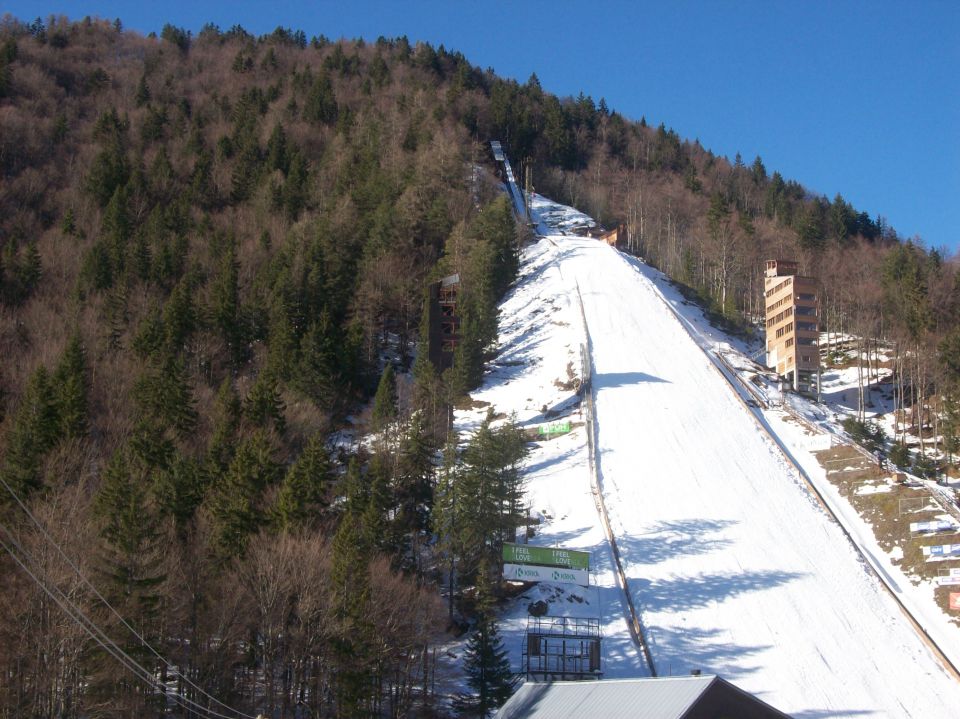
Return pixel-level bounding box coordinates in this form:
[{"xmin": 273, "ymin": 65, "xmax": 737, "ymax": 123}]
[{"xmin": 7, "ymin": 1, "xmax": 960, "ymax": 253}]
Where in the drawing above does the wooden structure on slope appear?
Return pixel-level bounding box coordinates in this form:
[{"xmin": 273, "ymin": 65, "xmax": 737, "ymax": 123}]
[
  {"xmin": 426, "ymin": 273, "xmax": 460, "ymax": 372},
  {"xmin": 591, "ymin": 224, "xmax": 624, "ymax": 247}
]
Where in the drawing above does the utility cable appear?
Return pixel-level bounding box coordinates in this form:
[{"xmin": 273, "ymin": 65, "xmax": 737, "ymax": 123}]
[
  {"xmin": 0, "ymin": 474, "xmax": 254, "ymax": 719},
  {"xmin": 0, "ymin": 476, "xmax": 256, "ymax": 719},
  {"xmin": 0, "ymin": 521, "xmax": 248, "ymax": 719}
]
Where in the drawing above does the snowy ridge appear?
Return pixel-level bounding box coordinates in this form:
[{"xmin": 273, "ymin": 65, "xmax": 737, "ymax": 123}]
[{"xmin": 456, "ymin": 191, "xmax": 960, "ymax": 716}]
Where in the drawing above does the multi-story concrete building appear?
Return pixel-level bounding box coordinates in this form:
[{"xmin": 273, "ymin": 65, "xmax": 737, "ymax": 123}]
[{"xmin": 764, "ymin": 260, "xmax": 819, "ymax": 395}]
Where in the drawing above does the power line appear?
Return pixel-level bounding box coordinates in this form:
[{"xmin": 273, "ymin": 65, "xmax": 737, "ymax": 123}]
[
  {"xmin": 0, "ymin": 474, "xmax": 254, "ymax": 719},
  {"xmin": 0, "ymin": 520, "xmax": 247, "ymax": 719}
]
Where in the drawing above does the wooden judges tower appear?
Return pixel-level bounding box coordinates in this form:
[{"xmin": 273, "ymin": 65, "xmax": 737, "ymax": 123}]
[{"xmin": 426, "ymin": 273, "xmax": 460, "ymax": 372}]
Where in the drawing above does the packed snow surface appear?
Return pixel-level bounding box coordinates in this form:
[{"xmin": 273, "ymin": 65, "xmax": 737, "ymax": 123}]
[{"xmin": 456, "ymin": 192, "xmax": 960, "ymax": 716}]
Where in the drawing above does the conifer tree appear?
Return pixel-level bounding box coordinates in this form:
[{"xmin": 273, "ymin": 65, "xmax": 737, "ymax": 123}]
[
  {"xmin": 189, "ymin": 149, "xmax": 216, "ymax": 207},
  {"xmin": 362, "ymin": 461, "xmax": 391, "ymax": 552},
  {"xmin": 339, "ymin": 456, "xmax": 368, "ymax": 518},
  {"xmin": 91, "ymin": 447, "xmax": 167, "ymax": 713},
  {"xmin": 19, "ymin": 240, "xmax": 42, "ymax": 294},
  {"xmin": 265, "ymin": 299, "xmax": 296, "ymax": 381},
  {"xmin": 162, "ymin": 278, "xmax": 196, "ymax": 354},
  {"xmin": 297, "ymin": 311, "xmax": 340, "ymax": 409},
  {"xmin": 0, "ymin": 53, "xmax": 11, "ymax": 100},
  {"xmin": 244, "ymin": 370, "xmax": 286, "ymax": 435},
  {"xmin": 303, "ymin": 70, "xmax": 338, "ymax": 125},
  {"xmin": 94, "ymin": 448, "xmax": 167, "ymax": 610},
  {"xmin": 86, "ymin": 137, "xmax": 128, "ymax": 207},
  {"xmin": 209, "ymin": 431, "xmax": 280, "ymax": 558},
  {"xmin": 471, "ymin": 195, "xmax": 517, "ymax": 298},
  {"xmin": 153, "ymin": 453, "xmax": 207, "ymax": 532},
  {"xmin": 329, "ymin": 493, "xmax": 375, "ymax": 717},
  {"xmin": 283, "ymin": 150, "xmax": 309, "ymax": 220},
  {"xmin": 132, "ymin": 309, "xmax": 165, "ymax": 359},
  {"xmin": 128, "ymin": 417, "xmax": 175, "ymax": 475},
  {"xmin": 52, "ymin": 333, "xmax": 90, "ymax": 440},
  {"xmin": 132, "ymin": 355, "xmax": 197, "ymax": 439},
  {"xmin": 209, "ymin": 377, "xmax": 242, "ymax": 470},
  {"xmin": 273, "ymin": 432, "xmax": 333, "ymax": 531},
  {"xmin": 265, "ymin": 122, "xmax": 289, "ymax": 173},
  {"xmin": 455, "ymin": 413, "xmax": 527, "ymax": 584},
  {"xmin": 230, "ymin": 137, "xmax": 261, "ymax": 202},
  {"xmin": 102, "ymin": 185, "xmax": 131, "ymax": 277},
  {"xmin": 371, "ymin": 364, "xmax": 398, "ymax": 433},
  {"xmin": 211, "ymin": 243, "xmax": 244, "ymax": 365},
  {"xmin": 453, "ymin": 566, "xmax": 516, "ymax": 717},
  {"xmin": 0, "ymin": 365, "xmax": 59, "ymax": 498},
  {"xmin": 134, "ymin": 72, "xmax": 150, "ymax": 107},
  {"xmin": 394, "ymin": 412, "xmax": 436, "ymax": 572},
  {"xmin": 433, "ymin": 436, "xmax": 460, "ymax": 622}
]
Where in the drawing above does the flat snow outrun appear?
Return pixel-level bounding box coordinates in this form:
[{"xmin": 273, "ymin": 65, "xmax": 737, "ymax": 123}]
[{"xmin": 556, "ymin": 235, "xmax": 960, "ymax": 716}]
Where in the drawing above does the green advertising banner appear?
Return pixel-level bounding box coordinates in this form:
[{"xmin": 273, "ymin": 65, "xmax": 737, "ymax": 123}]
[
  {"xmin": 538, "ymin": 421, "xmax": 571, "ymax": 436},
  {"xmin": 503, "ymin": 542, "xmax": 590, "ymax": 570}
]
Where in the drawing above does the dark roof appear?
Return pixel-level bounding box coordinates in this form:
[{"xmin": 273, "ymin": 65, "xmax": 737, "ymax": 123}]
[{"xmin": 495, "ymin": 676, "xmax": 792, "ymax": 719}]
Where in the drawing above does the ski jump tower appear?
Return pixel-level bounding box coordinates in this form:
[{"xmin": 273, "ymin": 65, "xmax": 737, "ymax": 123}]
[{"xmin": 764, "ymin": 260, "xmax": 820, "ymax": 395}]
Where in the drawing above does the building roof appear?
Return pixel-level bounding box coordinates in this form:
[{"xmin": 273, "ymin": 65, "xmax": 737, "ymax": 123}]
[{"xmin": 495, "ymin": 676, "xmax": 792, "ymax": 719}]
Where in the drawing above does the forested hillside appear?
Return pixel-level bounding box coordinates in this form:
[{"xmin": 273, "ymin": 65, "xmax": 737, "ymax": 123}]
[{"xmin": 0, "ymin": 13, "xmax": 957, "ymax": 718}]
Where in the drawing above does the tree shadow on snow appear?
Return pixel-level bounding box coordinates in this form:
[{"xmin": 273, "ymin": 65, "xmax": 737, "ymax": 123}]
[
  {"xmin": 643, "ymin": 624, "xmax": 769, "ymax": 682},
  {"xmin": 629, "ymin": 569, "xmax": 806, "ymax": 616},
  {"xmin": 523, "ymin": 444, "xmax": 584, "ymax": 478},
  {"xmin": 614, "ymin": 518, "xmax": 737, "ymax": 566}
]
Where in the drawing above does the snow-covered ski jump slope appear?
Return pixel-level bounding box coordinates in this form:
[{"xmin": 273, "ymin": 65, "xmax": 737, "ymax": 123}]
[
  {"xmin": 568, "ymin": 236, "xmax": 960, "ymax": 715},
  {"xmin": 462, "ymin": 216, "xmax": 960, "ymax": 715}
]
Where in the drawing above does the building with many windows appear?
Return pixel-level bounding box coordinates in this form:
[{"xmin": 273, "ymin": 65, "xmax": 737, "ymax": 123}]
[{"xmin": 764, "ymin": 259, "xmax": 819, "ymax": 395}]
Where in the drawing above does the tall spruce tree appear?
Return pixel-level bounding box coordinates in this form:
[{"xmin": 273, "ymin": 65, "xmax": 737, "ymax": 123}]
[
  {"xmin": 394, "ymin": 412, "xmax": 436, "ymax": 573},
  {"xmin": 132, "ymin": 354, "xmax": 197, "ymax": 440},
  {"xmin": 433, "ymin": 436, "xmax": 461, "ymax": 622},
  {"xmin": 90, "ymin": 447, "xmax": 167, "ymax": 714},
  {"xmin": 52, "ymin": 333, "xmax": 90, "ymax": 440},
  {"xmin": 273, "ymin": 432, "xmax": 333, "ymax": 531},
  {"xmin": 453, "ymin": 566, "xmax": 516, "ymax": 717},
  {"xmin": 371, "ymin": 364, "xmax": 398, "ymax": 433},
  {"xmin": 455, "ymin": 412, "xmax": 528, "ymax": 584},
  {"xmin": 0, "ymin": 365, "xmax": 59, "ymax": 499},
  {"xmin": 208, "ymin": 377, "xmax": 242, "ymax": 470},
  {"xmin": 209, "ymin": 431, "xmax": 280, "ymax": 558},
  {"xmin": 244, "ymin": 370, "xmax": 287, "ymax": 435},
  {"xmin": 329, "ymin": 483, "xmax": 375, "ymax": 717}
]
